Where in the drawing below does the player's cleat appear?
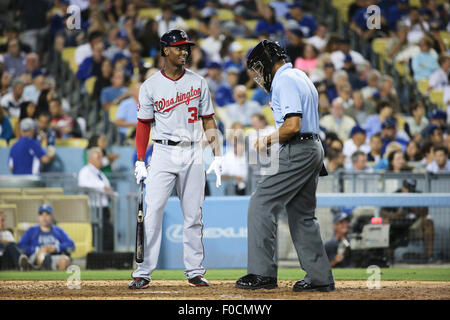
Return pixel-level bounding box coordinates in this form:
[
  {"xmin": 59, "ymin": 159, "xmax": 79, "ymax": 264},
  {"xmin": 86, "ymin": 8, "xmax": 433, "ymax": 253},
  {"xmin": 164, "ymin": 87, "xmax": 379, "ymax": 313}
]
[
  {"xmin": 293, "ymin": 280, "xmax": 335, "ymax": 292},
  {"xmin": 188, "ymin": 275, "xmax": 209, "ymax": 287},
  {"xmin": 235, "ymin": 274, "xmax": 277, "ymax": 290},
  {"xmin": 18, "ymin": 254, "xmax": 33, "ymax": 271},
  {"xmin": 128, "ymin": 277, "xmax": 150, "ymax": 289}
]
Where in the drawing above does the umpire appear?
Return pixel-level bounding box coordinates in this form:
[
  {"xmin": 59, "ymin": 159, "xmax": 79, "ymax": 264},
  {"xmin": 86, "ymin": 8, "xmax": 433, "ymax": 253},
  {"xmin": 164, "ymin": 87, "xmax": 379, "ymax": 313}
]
[{"xmin": 236, "ymin": 40, "xmax": 335, "ymax": 292}]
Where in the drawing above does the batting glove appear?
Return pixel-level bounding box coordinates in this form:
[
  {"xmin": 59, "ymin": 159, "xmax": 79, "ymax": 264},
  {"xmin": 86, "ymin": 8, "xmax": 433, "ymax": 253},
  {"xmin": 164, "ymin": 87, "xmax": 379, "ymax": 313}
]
[
  {"xmin": 134, "ymin": 161, "xmax": 147, "ymax": 184},
  {"xmin": 206, "ymin": 156, "xmax": 223, "ymax": 188}
]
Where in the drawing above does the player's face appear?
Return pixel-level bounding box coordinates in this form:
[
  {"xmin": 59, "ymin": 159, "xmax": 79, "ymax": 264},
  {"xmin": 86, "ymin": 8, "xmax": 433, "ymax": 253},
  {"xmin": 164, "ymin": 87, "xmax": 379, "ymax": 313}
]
[{"xmin": 166, "ymin": 45, "xmax": 190, "ymax": 66}]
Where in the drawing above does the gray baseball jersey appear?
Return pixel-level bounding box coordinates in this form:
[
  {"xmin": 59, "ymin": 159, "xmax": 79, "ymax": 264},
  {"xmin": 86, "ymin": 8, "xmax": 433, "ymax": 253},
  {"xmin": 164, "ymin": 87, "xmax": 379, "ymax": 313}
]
[{"xmin": 137, "ymin": 69, "xmax": 215, "ymax": 142}]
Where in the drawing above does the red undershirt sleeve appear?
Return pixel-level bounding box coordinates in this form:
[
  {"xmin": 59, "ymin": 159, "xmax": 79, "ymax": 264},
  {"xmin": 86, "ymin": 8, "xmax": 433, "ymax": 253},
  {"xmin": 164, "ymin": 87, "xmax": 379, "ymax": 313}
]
[{"xmin": 136, "ymin": 118, "xmax": 151, "ymax": 160}]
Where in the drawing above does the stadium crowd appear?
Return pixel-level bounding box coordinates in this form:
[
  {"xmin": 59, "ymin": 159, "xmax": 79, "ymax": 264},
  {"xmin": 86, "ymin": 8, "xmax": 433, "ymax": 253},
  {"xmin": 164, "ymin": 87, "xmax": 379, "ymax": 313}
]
[{"xmin": 0, "ymin": 0, "xmax": 449, "ymax": 181}]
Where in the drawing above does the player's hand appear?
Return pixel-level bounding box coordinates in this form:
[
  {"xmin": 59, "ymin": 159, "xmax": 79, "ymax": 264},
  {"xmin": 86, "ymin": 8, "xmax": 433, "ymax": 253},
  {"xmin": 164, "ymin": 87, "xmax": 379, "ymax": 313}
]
[
  {"xmin": 134, "ymin": 161, "xmax": 147, "ymax": 184},
  {"xmin": 206, "ymin": 156, "xmax": 223, "ymax": 188}
]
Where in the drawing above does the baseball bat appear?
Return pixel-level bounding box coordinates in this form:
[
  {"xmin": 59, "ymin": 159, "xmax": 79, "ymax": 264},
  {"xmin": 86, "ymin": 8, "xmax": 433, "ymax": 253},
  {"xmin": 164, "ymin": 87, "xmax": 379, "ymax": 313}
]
[{"xmin": 135, "ymin": 180, "xmax": 144, "ymax": 263}]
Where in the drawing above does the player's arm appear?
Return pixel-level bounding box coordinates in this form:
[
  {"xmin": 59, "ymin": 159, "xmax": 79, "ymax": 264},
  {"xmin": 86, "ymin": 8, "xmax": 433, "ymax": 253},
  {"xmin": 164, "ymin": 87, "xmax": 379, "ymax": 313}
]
[
  {"xmin": 202, "ymin": 116, "xmax": 221, "ymax": 157},
  {"xmin": 136, "ymin": 119, "xmax": 151, "ymax": 161}
]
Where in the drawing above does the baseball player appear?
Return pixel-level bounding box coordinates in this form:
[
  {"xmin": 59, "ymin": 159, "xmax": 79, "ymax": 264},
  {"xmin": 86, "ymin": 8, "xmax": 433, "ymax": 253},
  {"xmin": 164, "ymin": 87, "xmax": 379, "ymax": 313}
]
[
  {"xmin": 129, "ymin": 30, "xmax": 222, "ymax": 289},
  {"xmin": 235, "ymin": 40, "xmax": 335, "ymax": 292}
]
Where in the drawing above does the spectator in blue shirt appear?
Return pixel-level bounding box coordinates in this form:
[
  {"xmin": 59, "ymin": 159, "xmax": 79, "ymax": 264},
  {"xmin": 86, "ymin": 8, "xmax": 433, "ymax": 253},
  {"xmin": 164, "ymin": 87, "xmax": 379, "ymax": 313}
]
[
  {"xmin": 115, "ymin": 82, "xmax": 140, "ymax": 143},
  {"xmin": 364, "ymin": 101, "xmax": 394, "ymax": 138},
  {"xmin": 76, "ymin": 41, "xmax": 105, "ymax": 83},
  {"xmin": 380, "ymin": 118, "xmax": 409, "ymax": 156},
  {"xmin": 100, "ymin": 69, "xmax": 130, "ymax": 111},
  {"xmin": 222, "ymin": 42, "xmax": 245, "ymax": 73},
  {"xmin": 285, "ymin": 2, "xmax": 317, "ymax": 38},
  {"xmin": 9, "ymin": 118, "xmax": 55, "ymax": 175},
  {"xmin": 254, "ymin": 5, "xmax": 284, "ymax": 40},
  {"xmin": 18, "ymin": 204, "xmax": 74, "ymax": 270},
  {"xmin": 411, "ymin": 36, "xmax": 440, "ymax": 82},
  {"xmin": 350, "ymin": 1, "xmax": 390, "ymax": 42},
  {"xmin": 215, "ymin": 66, "xmax": 240, "ymax": 107},
  {"xmin": 387, "ymin": 0, "xmax": 410, "ymax": 31},
  {"xmin": 0, "ymin": 107, "xmax": 14, "ymax": 143}
]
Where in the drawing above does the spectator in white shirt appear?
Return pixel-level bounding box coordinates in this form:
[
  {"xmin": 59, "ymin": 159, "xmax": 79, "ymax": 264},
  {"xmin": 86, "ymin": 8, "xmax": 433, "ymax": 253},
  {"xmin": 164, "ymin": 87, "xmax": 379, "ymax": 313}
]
[
  {"xmin": 343, "ymin": 125, "xmax": 370, "ymax": 163},
  {"xmin": 330, "ymin": 38, "xmax": 366, "ymax": 70},
  {"xmin": 428, "ymin": 54, "xmax": 450, "ymax": 91},
  {"xmin": 349, "ymin": 150, "xmax": 372, "ymax": 172},
  {"xmin": 426, "ymin": 145, "xmax": 450, "ymax": 173},
  {"xmin": 156, "ymin": 4, "xmax": 187, "ymax": 38},
  {"xmin": 200, "ymin": 19, "xmax": 225, "ymax": 63},
  {"xmin": 404, "ymin": 102, "xmax": 429, "ymax": 142},
  {"xmin": 222, "ymin": 85, "xmax": 261, "ymax": 128},
  {"xmin": 74, "ymin": 31, "xmax": 104, "ymax": 66},
  {"xmin": 78, "ymin": 147, "xmax": 114, "ymax": 251},
  {"xmin": 307, "ymin": 23, "xmax": 329, "ymax": 52},
  {"xmin": 320, "ymin": 97, "xmax": 356, "ymax": 142},
  {"xmin": 0, "ymin": 77, "xmax": 25, "ymax": 118}
]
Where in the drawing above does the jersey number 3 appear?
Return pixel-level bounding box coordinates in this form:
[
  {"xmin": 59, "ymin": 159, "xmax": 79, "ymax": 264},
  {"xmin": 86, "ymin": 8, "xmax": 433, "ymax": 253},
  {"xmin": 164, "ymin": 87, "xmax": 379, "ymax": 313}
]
[{"xmin": 188, "ymin": 107, "xmax": 198, "ymax": 123}]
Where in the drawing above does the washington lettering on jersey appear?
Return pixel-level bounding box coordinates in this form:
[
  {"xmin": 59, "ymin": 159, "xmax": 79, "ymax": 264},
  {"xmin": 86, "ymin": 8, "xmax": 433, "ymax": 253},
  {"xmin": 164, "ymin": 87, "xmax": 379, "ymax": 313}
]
[{"xmin": 155, "ymin": 86, "xmax": 201, "ymax": 113}]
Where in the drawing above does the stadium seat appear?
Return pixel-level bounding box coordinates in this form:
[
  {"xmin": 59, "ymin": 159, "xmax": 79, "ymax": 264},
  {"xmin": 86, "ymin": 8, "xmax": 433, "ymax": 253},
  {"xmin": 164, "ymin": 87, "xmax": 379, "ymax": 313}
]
[
  {"xmin": 236, "ymin": 38, "xmax": 259, "ymax": 54},
  {"xmin": 0, "ymin": 188, "xmax": 22, "ymax": 196},
  {"xmin": 84, "ymin": 76, "xmax": 97, "ymax": 96},
  {"xmin": 1, "ymin": 195, "xmax": 45, "ymax": 224},
  {"xmin": 217, "ymin": 8, "xmax": 233, "ymax": 21},
  {"xmin": 8, "ymin": 137, "xmax": 17, "ymax": 146},
  {"xmin": 22, "ymin": 187, "xmax": 64, "ymax": 196},
  {"xmin": 109, "ymin": 104, "xmax": 119, "ymax": 122},
  {"xmin": 62, "ymin": 47, "xmax": 78, "ymax": 74},
  {"xmin": 57, "ymin": 222, "xmax": 94, "ymax": 258},
  {"xmin": 9, "ymin": 117, "xmax": 18, "ymax": 134},
  {"xmin": 138, "ymin": 8, "xmax": 161, "ymax": 19},
  {"xmin": 143, "ymin": 57, "xmax": 154, "ymax": 68},
  {"xmin": 0, "ymin": 204, "xmax": 17, "ymax": 229},
  {"xmin": 417, "ymin": 79, "xmax": 429, "ymax": 97},
  {"xmin": 184, "ymin": 19, "xmax": 198, "ymax": 30},
  {"xmin": 247, "ymin": 20, "xmax": 258, "ymax": 31},
  {"xmin": 429, "ymin": 90, "xmax": 444, "ymax": 110},
  {"xmin": 246, "ymin": 89, "xmax": 254, "ymax": 101},
  {"xmin": 261, "ymin": 106, "xmax": 275, "ymax": 126},
  {"xmin": 440, "ymin": 31, "xmax": 449, "ymax": 48},
  {"xmin": 55, "ymin": 138, "xmax": 89, "ymax": 148},
  {"xmin": 332, "ymin": 0, "xmax": 354, "ymax": 23},
  {"xmin": 0, "ymin": 138, "xmax": 7, "ymax": 147},
  {"xmin": 45, "ymin": 195, "xmax": 91, "ymax": 223}
]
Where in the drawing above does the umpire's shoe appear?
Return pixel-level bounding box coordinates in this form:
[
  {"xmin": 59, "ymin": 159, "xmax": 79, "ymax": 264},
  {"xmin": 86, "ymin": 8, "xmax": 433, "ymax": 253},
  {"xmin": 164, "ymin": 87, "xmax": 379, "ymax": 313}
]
[
  {"xmin": 128, "ymin": 277, "xmax": 150, "ymax": 289},
  {"xmin": 235, "ymin": 274, "xmax": 277, "ymax": 290},
  {"xmin": 188, "ymin": 275, "xmax": 209, "ymax": 287},
  {"xmin": 293, "ymin": 280, "xmax": 335, "ymax": 292}
]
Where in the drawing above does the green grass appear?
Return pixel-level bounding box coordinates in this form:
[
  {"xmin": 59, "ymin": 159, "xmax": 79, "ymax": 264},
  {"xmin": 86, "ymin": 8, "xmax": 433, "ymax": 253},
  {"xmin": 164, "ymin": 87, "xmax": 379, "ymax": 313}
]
[{"xmin": 1, "ymin": 268, "xmax": 449, "ymax": 281}]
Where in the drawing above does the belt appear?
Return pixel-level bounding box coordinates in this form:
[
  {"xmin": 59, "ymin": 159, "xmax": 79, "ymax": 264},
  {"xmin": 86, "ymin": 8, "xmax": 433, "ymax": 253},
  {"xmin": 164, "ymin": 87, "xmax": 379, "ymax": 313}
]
[
  {"xmin": 153, "ymin": 139, "xmax": 195, "ymax": 147},
  {"xmin": 291, "ymin": 132, "xmax": 319, "ymax": 142}
]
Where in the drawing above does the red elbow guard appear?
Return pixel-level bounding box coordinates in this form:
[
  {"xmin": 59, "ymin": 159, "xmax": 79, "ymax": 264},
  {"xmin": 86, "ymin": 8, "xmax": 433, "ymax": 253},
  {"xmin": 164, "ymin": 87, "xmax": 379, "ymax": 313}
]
[{"xmin": 136, "ymin": 119, "xmax": 151, "ymax": 160}]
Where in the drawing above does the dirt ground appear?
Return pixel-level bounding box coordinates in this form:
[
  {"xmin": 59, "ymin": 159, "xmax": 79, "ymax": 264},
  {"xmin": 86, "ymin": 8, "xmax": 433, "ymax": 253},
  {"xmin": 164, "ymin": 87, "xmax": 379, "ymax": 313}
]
[{"xmin": 1, "ymin": 280, "xmax": 449, "ymax": 300}]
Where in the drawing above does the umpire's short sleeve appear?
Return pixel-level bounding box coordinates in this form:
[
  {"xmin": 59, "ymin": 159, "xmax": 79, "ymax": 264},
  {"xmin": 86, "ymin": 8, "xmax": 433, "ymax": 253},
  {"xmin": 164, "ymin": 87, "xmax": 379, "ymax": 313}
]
[
  {"xmin": 278, "ymin": 76, "xmax": 302, "ymax": 119},
  {"xmin": 137, "ymin": 82, "xmax": 154, "ymax": 121}
]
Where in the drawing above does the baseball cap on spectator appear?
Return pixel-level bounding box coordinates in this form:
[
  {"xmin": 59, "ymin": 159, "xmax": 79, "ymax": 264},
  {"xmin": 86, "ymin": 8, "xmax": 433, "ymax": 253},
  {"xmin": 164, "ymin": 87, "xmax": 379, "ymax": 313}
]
[
  {"xmin": 20, "ymin": 118, "xmax": 35, "ymax": 132},
  {"xmin": 344, "ymin": 54, "xmax": 353, "ymax": 63},
  {"xmin": 402, "ymin": 179, "xmax": 417, "ymax": 192},
  {"xmin": 427, "ymin": 124, "xmax": 442, "ymax": 135},
  {"xmin": 112, "ymin": 52, "xmax": 130, "ymax": 64},
  {"xmin": 350, "ymin": 125, "xmax": 366, "ymax": 138},
  {"xmin": 225, "ymin": 66, "xmax": 240, "ymax": 74},
  {"xmin": 289, "ymin": 1, "xmax": 304, "ymax": 9},
  {"xmin": 333, "ymin": 212, "xmax": 350, "ymax": 224},
  {"xmin": 207, "ymin": 61, "xmax": 222, "ymax": 69},
  {"xmin": 381, "ymin": 118, "xmax": 396, "ymax": 129},
  {"xmin": 32, "ymin": 68, "xmax": 48, "ymax": 79},
  {"xmin": 288, "ymin": 28, "xmax": 304, "ymax": 38},
  {"xmin": 229, "ymin": 42, "xmax": 243, "ymax": 53},
  {"xmin": 117, "ymin": 30, "xmax": 129, "ymax": 40},
  {"xmin": 38, "ymin": 204, "xmax": 53, "ymax": 215},
  {"xmin": 234, "ymin": 5, "xmax": 246, "ymax": 16},
  {"xmin": 430, "ymin": 109, "xmax": 447, "ymax": 121}
]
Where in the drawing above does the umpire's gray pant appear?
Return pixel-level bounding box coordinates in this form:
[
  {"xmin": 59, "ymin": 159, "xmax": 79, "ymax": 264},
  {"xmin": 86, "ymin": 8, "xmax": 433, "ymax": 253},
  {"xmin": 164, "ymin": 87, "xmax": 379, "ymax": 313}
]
[{"xmin": 247, "ymin": 138, "xmax": 334, "ymax": 286}]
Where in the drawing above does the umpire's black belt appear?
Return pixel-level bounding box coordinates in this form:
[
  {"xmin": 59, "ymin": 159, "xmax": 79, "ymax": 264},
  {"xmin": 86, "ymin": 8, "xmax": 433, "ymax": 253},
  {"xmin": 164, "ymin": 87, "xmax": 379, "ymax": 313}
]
[
  {"xmin": 290, "ymin": 132, "xmax": 320, "ymax": 142},
  {"xmin": 154, "ymin": 139, "xmax": 195, "ymax": 147}
]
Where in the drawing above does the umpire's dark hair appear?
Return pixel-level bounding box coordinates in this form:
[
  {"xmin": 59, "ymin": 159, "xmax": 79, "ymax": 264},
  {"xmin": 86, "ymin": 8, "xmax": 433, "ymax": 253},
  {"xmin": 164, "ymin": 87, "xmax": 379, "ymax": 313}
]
[{"xmin": 434, "ymin": 144, "xmax": 449, "ymax": 156}]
